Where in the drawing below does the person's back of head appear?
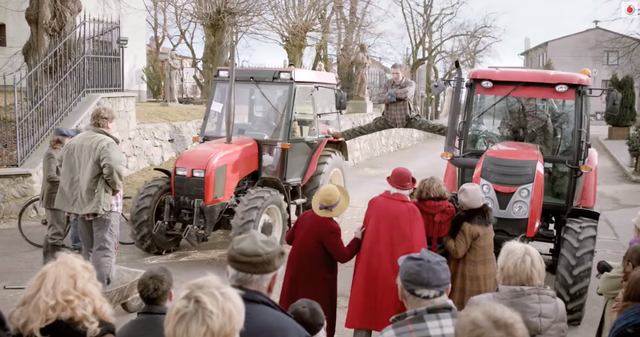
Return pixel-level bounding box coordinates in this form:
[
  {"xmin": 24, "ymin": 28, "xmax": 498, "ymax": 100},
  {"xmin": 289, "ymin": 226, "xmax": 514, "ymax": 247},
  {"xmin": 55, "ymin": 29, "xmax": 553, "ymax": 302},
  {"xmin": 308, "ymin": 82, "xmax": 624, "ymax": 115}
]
[
  {"xmin": 455, "ymin": 302, "xmax": 528, "ymax": 337},
  {"xmin": 165, "ymin": 275, "xmax": 244, "ymax": 337},
  {"xmin": 623, "ymin": 245, "xmax": 640, "ymax": 282},
  {"xmin": 497, "ymin": 240, "xmax": 546, "ymax": 287},
  {"xmin": 138, "ymin": 266, "xmax": 174, "ymax": 306},
  {"xmin": 288, "ymin": 299, "xmax": 325, "ymax": 336},
  {"xmin": 9, "ymin": 252, "xmax": 113, "ymax": 337}
]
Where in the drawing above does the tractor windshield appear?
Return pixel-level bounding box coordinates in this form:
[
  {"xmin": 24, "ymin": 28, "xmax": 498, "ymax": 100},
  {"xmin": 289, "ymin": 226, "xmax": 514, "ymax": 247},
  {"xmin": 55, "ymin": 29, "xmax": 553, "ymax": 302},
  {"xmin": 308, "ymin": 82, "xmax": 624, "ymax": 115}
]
[
  {"xmin": 203, "ymin": 82, "xmax": 292, "ymax": 140},
  {"xmin": 467, "ymin": 84, "xmax": 576, "ymax": 158}
]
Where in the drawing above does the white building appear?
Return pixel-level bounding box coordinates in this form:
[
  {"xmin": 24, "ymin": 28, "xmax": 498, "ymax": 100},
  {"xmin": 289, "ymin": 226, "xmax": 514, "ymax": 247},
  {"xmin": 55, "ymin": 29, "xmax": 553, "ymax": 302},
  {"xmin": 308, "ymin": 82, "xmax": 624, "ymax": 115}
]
[{"xmin": 0, "ymin": 0, "xmax": 147, "ymax": 100}]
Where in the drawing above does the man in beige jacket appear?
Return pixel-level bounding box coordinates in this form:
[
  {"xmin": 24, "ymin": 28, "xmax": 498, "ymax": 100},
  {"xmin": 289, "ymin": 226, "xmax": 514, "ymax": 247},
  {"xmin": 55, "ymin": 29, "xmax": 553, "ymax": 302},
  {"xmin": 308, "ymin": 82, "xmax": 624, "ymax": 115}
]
[{"xmin": 55, "ymin": 106, "xmax": 125, "ymax": 286}]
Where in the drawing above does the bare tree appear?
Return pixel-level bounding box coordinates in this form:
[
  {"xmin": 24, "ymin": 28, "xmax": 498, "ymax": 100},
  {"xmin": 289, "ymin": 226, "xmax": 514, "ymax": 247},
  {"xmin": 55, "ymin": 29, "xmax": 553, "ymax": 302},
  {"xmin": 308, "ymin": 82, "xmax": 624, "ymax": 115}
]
[
  {"xmin": 144, "ymin": 0, "xmax": 169, "ymax": 99},
  {"xmin": 333, "ymin": 0, "xmax": 374, "ymax": 98},
  {"xmin": 196, "ymin": 0, "xmax": 266, "ymax": 99},
  {"xmin": 166, "ymin": 0, "xmax": 204, "ymax": 91},
  {"xmin": 264, "ymin": 0, "xmax": 329, "ymax": 67},
  {"xmin": 312, "ymin": 7, "xmax": 334, "ymax": 71},
  {"xmin": 395, "ymin": 0, "xmax": 498, "ymax": 117}
]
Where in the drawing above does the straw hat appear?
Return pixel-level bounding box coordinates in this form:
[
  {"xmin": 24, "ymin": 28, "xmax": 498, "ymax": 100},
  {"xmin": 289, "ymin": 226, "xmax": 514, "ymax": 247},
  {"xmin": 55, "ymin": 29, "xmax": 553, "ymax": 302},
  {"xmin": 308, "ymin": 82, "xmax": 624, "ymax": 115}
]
[{"xmin": 312, "ymin": 184, "xmax": 350, "ymax": 218}]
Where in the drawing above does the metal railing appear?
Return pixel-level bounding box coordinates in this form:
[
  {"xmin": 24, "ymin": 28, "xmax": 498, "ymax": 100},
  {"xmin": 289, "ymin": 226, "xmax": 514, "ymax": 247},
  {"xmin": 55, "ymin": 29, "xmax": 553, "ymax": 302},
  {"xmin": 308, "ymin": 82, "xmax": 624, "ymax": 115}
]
[{"xmin": 0, "ymin": 16, "xmax": 122, "ymax": 167}]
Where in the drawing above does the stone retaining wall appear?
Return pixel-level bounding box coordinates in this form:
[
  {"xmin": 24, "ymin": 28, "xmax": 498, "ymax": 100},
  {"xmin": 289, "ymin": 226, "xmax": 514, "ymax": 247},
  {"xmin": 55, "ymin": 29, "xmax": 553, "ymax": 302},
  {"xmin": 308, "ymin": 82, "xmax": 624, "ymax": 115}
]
[{"xmin": 0, "ymin": 110, "xmax": 437, "ymax": 226}]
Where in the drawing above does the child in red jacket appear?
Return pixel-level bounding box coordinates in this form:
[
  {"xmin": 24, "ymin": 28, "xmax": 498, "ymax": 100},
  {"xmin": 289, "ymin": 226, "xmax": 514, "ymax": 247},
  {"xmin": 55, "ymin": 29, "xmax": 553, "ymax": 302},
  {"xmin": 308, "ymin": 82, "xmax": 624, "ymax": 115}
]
[{"xmin": 413, "ymin": 177, "xmax": 456, "ymax": 253}]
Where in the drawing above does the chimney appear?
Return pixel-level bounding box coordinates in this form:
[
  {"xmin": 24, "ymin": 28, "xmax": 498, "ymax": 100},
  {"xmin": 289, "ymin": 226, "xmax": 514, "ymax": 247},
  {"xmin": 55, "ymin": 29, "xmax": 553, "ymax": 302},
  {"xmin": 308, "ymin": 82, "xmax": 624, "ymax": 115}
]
[{"xmin": 525, "ymin": 37, "xmax": 531, "ymax": 51}]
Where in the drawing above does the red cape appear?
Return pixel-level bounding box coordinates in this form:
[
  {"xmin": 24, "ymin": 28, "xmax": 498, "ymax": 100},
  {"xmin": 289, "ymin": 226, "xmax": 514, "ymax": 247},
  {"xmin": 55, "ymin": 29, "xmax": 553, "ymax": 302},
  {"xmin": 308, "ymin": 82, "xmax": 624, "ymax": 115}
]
[
  {"xmin": 345, "ymin": 192, "xmax": 427, "ymax": 331},
  {"xmin": 279, "ymin": 210, "xmax": 360, "ymax": 337},
  {"xmin": 414, "ymin": 199, "xmax": 456, "ymax": 252}
]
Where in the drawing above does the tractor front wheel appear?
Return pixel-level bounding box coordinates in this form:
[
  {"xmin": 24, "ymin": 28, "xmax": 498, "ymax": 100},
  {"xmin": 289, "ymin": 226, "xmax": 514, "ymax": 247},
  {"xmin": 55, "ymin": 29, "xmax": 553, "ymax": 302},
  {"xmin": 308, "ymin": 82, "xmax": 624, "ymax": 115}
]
[
  {"xmin": 230, "ymin": 187, "xmax": 288, "ymax": 243},
  {"xmin": 553, "ymin": 216, "xmax": 598, "ymax": 326},
  {"xmin": 130, "ymin": 177, "xmax": 182, "ymax": 255},
  {"xmin": 302, "ymin": 148, "xmax": 346, "ymax": 209}
]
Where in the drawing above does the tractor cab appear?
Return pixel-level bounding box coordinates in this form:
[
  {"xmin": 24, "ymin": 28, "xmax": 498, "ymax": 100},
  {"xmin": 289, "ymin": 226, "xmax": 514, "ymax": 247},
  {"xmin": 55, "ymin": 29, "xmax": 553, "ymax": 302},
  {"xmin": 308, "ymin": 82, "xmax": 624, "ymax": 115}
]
[{"xmin": 440, "ymin": 66, "xmax": 618, "ymax": 325}]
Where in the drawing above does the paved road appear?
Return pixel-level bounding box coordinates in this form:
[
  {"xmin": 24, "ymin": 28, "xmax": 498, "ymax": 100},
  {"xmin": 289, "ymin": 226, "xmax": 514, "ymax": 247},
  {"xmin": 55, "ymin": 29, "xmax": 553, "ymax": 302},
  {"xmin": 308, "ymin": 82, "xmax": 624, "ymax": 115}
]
[{"xmin": 0, "ymin": 127, "xmax": 638, "ymax": 337}]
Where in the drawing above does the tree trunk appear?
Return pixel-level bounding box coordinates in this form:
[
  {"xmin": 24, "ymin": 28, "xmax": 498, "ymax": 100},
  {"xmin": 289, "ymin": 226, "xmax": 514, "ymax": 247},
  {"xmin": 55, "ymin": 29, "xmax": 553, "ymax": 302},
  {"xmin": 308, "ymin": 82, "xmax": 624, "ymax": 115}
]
[
  {"xmin": 284, "ymin": 28, "xmax": 306, "ymax": 68},
  {"xmin": 202, "ymin": 19, "xmax": 229, "ymax": 101}
]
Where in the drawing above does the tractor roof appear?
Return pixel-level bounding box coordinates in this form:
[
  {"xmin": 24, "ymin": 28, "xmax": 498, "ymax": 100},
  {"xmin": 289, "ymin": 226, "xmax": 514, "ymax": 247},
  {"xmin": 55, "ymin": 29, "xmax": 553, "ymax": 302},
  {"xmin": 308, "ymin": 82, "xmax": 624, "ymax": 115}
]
[
  {"xmin": 216, "ymin": 68, "xmax": 337, "ymax": 85},
  {"xmin": 469, "ymin": 68, "xmax": 592, "ymax": 86}
]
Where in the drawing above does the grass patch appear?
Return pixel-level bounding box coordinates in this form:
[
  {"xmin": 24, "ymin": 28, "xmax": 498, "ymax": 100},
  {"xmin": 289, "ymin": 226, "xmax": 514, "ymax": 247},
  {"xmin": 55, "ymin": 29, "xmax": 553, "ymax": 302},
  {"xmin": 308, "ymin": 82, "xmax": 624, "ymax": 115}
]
[
  {"xmin": 136, "ymin": 102, "xmax": 205, "ymax": 124},
  {"xmin": 124, "ymin": 158, "xmax": 176, "ymax": 199}
]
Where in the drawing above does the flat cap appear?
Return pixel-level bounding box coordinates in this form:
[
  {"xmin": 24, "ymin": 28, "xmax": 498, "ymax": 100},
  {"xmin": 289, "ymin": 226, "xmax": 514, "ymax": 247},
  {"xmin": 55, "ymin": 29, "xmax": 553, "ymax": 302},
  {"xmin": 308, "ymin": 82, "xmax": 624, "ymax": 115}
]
[{"xmin": 227, "ymin": 231, "xmax": 286, "ymax": 274}]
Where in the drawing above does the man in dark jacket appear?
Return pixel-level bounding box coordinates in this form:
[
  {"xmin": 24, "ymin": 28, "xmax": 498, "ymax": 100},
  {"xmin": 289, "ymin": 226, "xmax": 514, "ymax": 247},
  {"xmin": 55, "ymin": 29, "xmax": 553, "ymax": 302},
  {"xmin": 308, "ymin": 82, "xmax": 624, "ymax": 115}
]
[
  {"xmin": 227, "ymin": 231, "xmax": 310, "ymax": 337},
  {"xmin": 41, "ymin": 127, "xmax": 80, "ymax": 263},
  {"xmin": 118, "ymin": 266, "xmax": 173, "ymax": 337}
]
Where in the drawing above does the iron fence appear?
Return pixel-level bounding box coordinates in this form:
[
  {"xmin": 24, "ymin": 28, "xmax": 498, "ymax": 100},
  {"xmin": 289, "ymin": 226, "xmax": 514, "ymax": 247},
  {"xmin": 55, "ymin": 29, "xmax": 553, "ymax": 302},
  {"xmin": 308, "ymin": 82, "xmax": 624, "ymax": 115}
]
[{"xmin": 0, "ymin": 16, "xmax": 122, "ymax": 167}]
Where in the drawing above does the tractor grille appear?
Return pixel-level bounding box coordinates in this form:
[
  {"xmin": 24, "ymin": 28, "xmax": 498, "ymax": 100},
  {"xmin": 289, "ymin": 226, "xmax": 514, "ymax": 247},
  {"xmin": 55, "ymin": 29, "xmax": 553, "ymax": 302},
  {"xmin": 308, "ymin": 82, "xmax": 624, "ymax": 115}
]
[
  {"xmin": 494, "ymin": 218, "xmax": 529, "ymax": 238},
  {"xmin": 495, "ymin": 192, "xmax": 514, "ymax": 210},
  {"xmin": 481, "ymin": 156, "xmax": 536, "ymax": 186},
  {"xmin": 174, "ymin": 176, "xmax": 205, "ymax": 199}
]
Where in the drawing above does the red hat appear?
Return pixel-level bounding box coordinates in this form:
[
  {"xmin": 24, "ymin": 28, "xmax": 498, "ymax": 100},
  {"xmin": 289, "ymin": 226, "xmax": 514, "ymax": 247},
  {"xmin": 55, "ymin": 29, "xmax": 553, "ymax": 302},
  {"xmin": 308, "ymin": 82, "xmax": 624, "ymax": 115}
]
[{"xmin": 386, "ymin": 167, "xmax": 416, "ymax": 190}]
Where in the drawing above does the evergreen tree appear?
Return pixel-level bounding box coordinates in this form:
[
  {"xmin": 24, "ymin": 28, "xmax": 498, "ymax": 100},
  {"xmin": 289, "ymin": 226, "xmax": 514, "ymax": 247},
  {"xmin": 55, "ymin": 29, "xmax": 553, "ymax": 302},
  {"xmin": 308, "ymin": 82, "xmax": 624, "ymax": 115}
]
[{"xmin": 605, "ymin": 73, "xmax": 637, "ymax": 127}]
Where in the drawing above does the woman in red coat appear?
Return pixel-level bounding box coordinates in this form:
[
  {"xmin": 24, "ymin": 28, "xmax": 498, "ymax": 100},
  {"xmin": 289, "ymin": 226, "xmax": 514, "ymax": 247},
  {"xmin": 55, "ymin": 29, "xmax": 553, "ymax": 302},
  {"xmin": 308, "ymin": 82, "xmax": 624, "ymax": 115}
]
[
  {"xmin": 279, "ymin": 184, "xmax": 363, "ymax": 337},
  {"xmin": 345, "ymin": 167, "xmax": 427, "ymax": 336},
  {"xmin": 413, "ymin": 177, "xmax": 456, "ymax": 253}
]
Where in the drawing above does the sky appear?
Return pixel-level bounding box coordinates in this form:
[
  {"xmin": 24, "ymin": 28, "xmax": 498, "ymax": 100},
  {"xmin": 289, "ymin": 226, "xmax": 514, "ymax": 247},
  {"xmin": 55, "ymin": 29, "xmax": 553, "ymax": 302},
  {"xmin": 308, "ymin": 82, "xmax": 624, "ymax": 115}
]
[{"xmin": 233, "ymin": 0, "xmax": 638, "ymax": 69}]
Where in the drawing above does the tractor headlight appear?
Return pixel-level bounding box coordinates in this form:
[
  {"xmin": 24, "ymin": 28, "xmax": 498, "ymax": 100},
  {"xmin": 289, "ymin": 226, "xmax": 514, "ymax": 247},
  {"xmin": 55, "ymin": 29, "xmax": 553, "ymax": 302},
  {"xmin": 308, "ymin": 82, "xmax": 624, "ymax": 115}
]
[
  {"xmin": 481, "ymin": 183, "xmax": 491, "ymax": 195},
  {"xmin": 512, "ymin": 200, "xmax": 529, "ymax": 217},
  {"xmin": 192, "ymin": 169, "xmax": 205, "ymax": 178},
  {"xmin": 519, "ymin": 187, "xmax": 530, "ymax": 199},
  {"xmin": 485, "ymin": 198, "xmax": 494, "ymax": 209},
  {"xmin": 176, "ymin": 167, "xmax": 187, "ymax": 176}
]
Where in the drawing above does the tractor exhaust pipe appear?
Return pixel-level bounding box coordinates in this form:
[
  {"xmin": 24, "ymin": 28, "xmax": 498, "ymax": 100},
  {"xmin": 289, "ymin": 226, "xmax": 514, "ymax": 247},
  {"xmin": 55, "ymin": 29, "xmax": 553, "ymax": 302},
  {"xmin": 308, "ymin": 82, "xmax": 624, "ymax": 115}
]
[
  {"xmin": 225, "ymin": 28, "xmax": 237, "ymax": 144},
  {"xmin": 445, "ymin": 60, "xmax": 463, "ymax": 153}
]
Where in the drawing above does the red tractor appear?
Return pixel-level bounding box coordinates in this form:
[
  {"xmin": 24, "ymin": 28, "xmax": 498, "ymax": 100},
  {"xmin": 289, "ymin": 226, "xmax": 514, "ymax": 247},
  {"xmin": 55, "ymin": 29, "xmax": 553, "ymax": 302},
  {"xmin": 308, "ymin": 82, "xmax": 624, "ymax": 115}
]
[
  {"xmin": 130, "ymin": 67, "xmax": 348, "ymax": 254},
  {"xmin": 440, "ymin": 63, "xmax": 619, "ymax": 325}
]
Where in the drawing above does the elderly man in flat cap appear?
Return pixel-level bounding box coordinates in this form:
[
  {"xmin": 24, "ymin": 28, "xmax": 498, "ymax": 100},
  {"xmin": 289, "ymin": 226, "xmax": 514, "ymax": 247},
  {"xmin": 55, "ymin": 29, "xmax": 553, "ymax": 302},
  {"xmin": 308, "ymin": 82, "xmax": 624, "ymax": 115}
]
[
  {"xmin": 41, "ymin": 127, "xmax": 81, "ymax": 263},
  {"xmin": 227, "ymin": 231, "xmax": 310, "ymax": 337}
]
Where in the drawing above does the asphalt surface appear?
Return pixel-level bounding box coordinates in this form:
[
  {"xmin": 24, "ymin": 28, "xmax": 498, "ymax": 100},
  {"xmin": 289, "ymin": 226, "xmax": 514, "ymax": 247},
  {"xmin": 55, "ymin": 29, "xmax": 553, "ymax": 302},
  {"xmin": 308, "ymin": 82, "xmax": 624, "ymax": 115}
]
[{"xmin": 1, "ymin": 125, "xmax": 638, "ymax": 337}]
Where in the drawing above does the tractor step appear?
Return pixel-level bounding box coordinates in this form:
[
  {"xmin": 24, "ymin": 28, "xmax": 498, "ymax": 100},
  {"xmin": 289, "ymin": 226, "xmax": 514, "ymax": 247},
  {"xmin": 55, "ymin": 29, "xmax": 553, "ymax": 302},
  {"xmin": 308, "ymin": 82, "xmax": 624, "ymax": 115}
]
[{"xmin": 292, "ymin": 198, "xmax": 307, "ymax": 205}]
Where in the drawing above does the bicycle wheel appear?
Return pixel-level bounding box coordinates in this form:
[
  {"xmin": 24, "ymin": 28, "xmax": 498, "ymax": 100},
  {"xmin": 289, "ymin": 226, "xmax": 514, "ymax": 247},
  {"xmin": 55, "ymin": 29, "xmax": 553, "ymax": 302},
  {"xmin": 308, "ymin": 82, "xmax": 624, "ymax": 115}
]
[{"xmin": 18, "ymin": 196, "xmax": 48, "ymax": 248}]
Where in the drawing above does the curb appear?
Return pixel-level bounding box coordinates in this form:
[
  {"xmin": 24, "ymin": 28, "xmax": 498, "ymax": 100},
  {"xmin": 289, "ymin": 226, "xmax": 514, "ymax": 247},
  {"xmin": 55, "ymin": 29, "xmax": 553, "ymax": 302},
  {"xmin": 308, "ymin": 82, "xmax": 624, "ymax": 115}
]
[{"xmin": 596, "ymin": 137, "xmax": 640, "ymax": 183}]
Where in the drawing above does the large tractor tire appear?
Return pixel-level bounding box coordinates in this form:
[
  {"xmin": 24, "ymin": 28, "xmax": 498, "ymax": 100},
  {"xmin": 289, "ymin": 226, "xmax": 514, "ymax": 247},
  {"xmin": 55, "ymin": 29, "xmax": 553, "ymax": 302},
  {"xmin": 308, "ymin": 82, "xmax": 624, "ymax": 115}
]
[
  {"xmin": 553, "ymin": 216, "xmax": 598, "ymax": 326},
  {"xmin": 302, "ymin": 148, "xmax": 346, "ymax": 209},
  {"xmin": 231, "ymin": 187, "xmax": 288, "ymax": 243},
  {"xmin": 130, "ymin": 177, "xmax": 182, "ymax": 255}
]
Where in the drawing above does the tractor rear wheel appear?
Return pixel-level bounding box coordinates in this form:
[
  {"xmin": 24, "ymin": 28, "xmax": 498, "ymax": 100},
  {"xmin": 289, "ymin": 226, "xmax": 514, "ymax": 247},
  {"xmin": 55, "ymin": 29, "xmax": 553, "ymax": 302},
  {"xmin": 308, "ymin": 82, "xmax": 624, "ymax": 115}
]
[
  {"xmin": 231, "ymin": 187, "xmax": 288, "ymax": 243},
  {"xmin": 553, "ymin": 216, "xmax": 598, "ymax": 326},
  {"xmin": 302, "ymin": 149, "xmax": 346, "ymax": 209},
  {"xmin": 130, "ymin": 177, "xmax": 182, "ymax": 255}
]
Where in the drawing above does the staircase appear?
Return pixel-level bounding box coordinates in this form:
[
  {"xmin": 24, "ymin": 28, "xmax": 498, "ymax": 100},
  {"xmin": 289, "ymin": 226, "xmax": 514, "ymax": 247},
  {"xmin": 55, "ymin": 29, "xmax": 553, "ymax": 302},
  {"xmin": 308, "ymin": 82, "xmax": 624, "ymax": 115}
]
[{"xmin": 0, "ymin": 15, "xmax": 124, "ymax": 167}]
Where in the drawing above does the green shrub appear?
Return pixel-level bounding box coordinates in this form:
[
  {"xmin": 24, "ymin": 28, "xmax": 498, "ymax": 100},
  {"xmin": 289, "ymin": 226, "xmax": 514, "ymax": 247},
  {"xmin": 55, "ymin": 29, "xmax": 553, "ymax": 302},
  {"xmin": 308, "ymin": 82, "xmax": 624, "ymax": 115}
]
[
  {"xmin": 606, "ymin": 74, "xmax": 637, "ymax": 127},
  {"xmin": 628, "ymin": 127, "xmax": 640, "ymax": 172}
]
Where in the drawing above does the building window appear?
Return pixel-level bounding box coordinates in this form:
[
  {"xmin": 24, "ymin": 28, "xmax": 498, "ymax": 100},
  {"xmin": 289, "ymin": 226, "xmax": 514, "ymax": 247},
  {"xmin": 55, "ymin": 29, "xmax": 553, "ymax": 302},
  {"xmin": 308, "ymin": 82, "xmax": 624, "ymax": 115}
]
[
  {"xmin": 605, "ymin": 50, "xmax": 619, "ymax": 65},
  {"xmin": 602, "ymin": 80, "xmax": 610, "ymax": 88},
  {"xmin": 0, "ymin": 24, "xmax": 6, "ymax": 47}
]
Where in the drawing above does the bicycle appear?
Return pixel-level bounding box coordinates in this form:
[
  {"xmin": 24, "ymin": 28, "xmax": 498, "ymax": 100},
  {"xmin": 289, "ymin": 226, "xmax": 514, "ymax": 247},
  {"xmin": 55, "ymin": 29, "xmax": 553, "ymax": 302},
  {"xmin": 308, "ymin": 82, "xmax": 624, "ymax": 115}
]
[{"xmin": 18, "ymin": 195, "xmax": 135, "ymax": 248}]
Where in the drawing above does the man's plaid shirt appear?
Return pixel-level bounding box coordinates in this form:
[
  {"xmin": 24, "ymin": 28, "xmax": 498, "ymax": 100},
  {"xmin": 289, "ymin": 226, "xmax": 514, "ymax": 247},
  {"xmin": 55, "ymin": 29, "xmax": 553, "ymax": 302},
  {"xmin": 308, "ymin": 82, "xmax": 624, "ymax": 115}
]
[
  {"xmin": 379, "ymin": 299, "xmax": 457, "ymax": 337},
  {"xmin": 373, "ymin": 78, "xmax": 416, "ymax": 128}
]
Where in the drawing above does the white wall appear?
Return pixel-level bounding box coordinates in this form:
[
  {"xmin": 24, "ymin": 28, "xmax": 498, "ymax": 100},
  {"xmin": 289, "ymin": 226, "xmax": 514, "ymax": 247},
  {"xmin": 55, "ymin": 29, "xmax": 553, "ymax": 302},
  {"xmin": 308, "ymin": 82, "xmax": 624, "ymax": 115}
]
[
  {"xmin": 0, "ymin": 0, "xmax": 29, "ymax": 74},
  {"xmin": 0, "ymin": 0, "xmax": 146, "ymax": 100}
]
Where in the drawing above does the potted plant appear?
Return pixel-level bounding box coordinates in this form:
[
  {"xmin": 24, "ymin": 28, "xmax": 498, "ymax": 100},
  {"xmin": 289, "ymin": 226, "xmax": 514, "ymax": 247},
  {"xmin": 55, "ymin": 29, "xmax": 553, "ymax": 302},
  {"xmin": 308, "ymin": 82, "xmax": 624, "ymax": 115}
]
[
  {"xmin": 605, "ymin": 74, "xmax": 637, "ymax": 140},
  {"xmin": 628, "ymin": 127, "xmax": 640, "ymax": 173}
]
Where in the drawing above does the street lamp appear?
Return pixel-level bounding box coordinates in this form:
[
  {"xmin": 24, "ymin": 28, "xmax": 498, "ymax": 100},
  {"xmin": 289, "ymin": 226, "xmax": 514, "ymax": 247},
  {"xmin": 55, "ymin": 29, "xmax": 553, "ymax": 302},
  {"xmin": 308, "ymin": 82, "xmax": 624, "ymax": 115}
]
[{"xmin": 117, "ymin": 36, "xmax": 129, "ymax": 91}]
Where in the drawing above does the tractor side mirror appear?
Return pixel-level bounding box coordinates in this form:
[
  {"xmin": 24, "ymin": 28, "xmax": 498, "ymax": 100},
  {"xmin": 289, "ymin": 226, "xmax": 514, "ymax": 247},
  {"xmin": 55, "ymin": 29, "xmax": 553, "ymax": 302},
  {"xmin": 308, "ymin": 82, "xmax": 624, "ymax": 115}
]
[
  {"xmin": 605, "ymin": 89, "xmax": 622, "ymax": 117},
  {"xmin": 335, "ymin": 90, "xmax": 347, "ymax": 111},
  {"xmin": 432, "ymin": 78, "xmax": 446, "ymax": 96}
]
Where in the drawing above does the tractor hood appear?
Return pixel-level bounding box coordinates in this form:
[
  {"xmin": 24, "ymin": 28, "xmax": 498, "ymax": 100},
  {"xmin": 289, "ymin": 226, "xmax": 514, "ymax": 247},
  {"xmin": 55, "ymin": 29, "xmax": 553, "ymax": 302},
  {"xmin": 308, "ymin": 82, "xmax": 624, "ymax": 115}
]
[
  {"xmin": 174, "ymin": 137, "xmax": 259, "ymax": 205},
  {"xmin": 483, "ymin": 142, "xmax": 542, "ymax": 161}
]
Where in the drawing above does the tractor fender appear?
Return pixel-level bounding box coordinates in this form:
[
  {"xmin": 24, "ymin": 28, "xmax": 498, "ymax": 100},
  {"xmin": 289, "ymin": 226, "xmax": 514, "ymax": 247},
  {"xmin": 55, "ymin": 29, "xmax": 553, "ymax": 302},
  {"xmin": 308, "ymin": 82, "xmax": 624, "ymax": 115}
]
[
  {"xmin": 256, "ymin": 177, "xmax": 289, "ymax": 203},
  {"xmin": 577, "ymin": 148, "xmax": 598, "ymax": 209},
  {"xmin": 301, "ymin": 138, "xmax": 348, "ymax": 185},
  {"xmin": 174, "ymin": 137, "xmax": 259, "ymax": 205},
  {"xmin": 153, "ymin": 168, "xmax": 172, "ymax": 177}
]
